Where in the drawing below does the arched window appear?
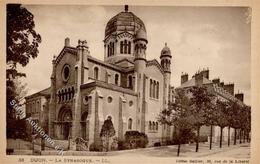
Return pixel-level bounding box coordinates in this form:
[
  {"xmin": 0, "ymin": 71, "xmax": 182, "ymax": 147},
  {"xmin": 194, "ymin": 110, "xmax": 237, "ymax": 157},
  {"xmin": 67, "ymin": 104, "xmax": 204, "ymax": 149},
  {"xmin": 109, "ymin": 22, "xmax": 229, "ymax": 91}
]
[
  {"xmin": 128, "ymin": 118, "xmax": 133, "ymax": 130},
  {"xmin": 120, "ymin": 41, "xmax": 123, "ymax": 53},
  {"xmin": 128, "ymin": 75, "xmax": 133, "ymax": 89},
  {"xmin": 112, "ymin": 42, "xmax": 114, "ymax": 55},
  {"xmin": 58, "ymin": 91, "xmax": 61, "ymax": 102},
  {"xmin": 156, "ymin": 122, "xmax": 158, "ymax": 130},
  {"xmin": 124, "ymin": 40, "xmax": 127, "ymax": 54},
  {"xmin": 68, "ymin": 88, "xmax": 71, "ymax": 100},
  {"xmin": 150, "ymin": 79, "xmax": 153, "ymax": 97},
  {"xmin": 153, "ymin": 80, "xmax": 156, "ymax": 98},
  {"xmin": 94, "ymin": 67, "xmax": 99, "ymax": 80},
  {"xmin": 115, "ymin": 74, "xmax": 119, "ymax": 86},
  {"xmin": 128, "ymin": 41, "xmax": 131, "ymax": 54},
  {"xmin": 149, "ymin": 121, "xmax": 152, "ymax": 130},
  {"xmin": 64, "ymin": 89, "xmax": 67, "ymax": 101},
  {"xmin": 107, "ymin": 44, "xmax": 110, "ymax": 57},
  {"xmin": 61, "ymin": 90, "xmax": 64, "ymax": 102},
  {"xmin": 153, "ymin": 122, "xmax": 156, "ymax": 130},
  {"xmin": 156, "ymin": 82, "xmax": 159, "ymax": 99}
]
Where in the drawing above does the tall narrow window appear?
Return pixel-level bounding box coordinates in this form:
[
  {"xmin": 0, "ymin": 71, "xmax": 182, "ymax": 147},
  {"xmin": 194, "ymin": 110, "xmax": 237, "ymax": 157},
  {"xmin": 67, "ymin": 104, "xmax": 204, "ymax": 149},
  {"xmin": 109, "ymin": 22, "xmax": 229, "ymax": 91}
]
[
  {"xmin": 153, "ymin": 80, "xmax": 156, "ymax": 98},
  {"xmin": 156, "ymin": 122, "xmax": 158, "ymax": 130},
  {"xmin": 128, "ymin": 118, "xmax": 132, "ymax": 130},
  {"xmin": 149, "ymin": 121, "xmax": 152, "ymax": 130},
  {"xmin": 107, "ymin": 45, "xmax": 110, "ymax": 57},
  {"xmin": 115, "ymin": 74, "xmax": 119, "ymax": 86},
  {"xmin": 156, "ymin": 82, "xmax": 159, "ymax": 99},
  {"xmin": 112, "ymin": 42, "xmax": 114, "ymax": 55},
  {"xmin": 128, "ymin": 41, "xmax": 131, "ymax": 54},
  {"xmin": 128, "ymin": 75, "xmax": 133, "ymax": 89},
  {"xmin": 120, "ymin": 41, "xmax": 123, "ymax": 53},
  {"xmin": 124, "ymin": 40, "xmax": 127, "ymax": 54},
  {"xmin": 94, "ymin": 67, "xmax": 99, "ymax": 80},
  {"xmin": 150, "ymin": 79, "xmax": 153, "ymax": 97}
]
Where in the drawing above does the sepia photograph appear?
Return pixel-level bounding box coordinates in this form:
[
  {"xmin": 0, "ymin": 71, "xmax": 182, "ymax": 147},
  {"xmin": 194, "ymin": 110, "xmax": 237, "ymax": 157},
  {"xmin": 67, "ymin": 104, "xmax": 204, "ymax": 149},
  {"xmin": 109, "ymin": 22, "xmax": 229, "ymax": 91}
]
[{"xmin": 4, "ymin": 1, "xmax": 257, "ymax": 163}]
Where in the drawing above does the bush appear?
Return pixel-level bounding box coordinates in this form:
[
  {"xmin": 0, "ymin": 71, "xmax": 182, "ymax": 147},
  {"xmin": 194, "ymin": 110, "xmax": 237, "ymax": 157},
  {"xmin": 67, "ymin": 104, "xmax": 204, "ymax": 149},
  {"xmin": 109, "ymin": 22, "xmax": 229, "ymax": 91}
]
[
  {"xmin": 89, "ymin": 142, "xmax": 103, "ymax": 152},
  {"xmin": 199, "ymin": 135, "xmax": 208, "ymax": 142},
  {"xmin": 124, "ymin": 131, "xmax": 148, "ymax": 149},
  {"xmin": 154, "ymin": 142, "xmax": 161, "ymax": 147}
]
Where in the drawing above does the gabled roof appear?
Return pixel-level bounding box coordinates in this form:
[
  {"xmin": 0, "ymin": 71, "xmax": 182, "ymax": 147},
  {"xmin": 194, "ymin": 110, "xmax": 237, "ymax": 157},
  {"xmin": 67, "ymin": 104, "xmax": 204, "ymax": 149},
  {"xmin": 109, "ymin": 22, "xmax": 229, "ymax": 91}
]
[
  {"xmin": 115, "ymin": 58, "xmax": 134, "ymax": 68},
  {"xmin": 55, "ymin": 46, "xmax": 77, "ymax": 66},
  {"xmin": 25, "ymin": 87, "xmax": 51, "ymax": 99},
  {"xmin": 54, "ymin": 46, "xmax": 135, "ymax": 73},
  {"xmin": 146, "ymin": 59, "xmax": 164, "ymax": 74}
]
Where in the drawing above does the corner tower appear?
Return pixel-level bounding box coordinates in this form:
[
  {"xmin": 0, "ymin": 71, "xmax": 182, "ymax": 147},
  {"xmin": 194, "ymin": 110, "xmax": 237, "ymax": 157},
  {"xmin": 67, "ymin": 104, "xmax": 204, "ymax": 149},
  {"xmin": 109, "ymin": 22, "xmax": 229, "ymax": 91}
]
[
  {"xmin": 134, "ymin": 28, "xmax": 147, "ymax": 133},
  {"xmin": 160, "ymin": 43, "xmax": 172, "ymax": 109},
  {"xmin": 104, "ymin": 5, "xmax": 147, "ymax": 64}
]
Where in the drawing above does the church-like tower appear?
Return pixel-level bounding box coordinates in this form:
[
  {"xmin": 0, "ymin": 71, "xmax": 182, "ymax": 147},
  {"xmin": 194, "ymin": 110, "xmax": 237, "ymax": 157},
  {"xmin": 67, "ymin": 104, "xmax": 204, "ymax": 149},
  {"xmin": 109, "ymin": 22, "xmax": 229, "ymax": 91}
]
[
  {"xmin": 160, "ymin": 43, "xmax": 172, "ymax": 109},
  {"xmin": 103, "ymin": 5, "xmax": 146, "ymax": 64},
  {"xmin": 160, "ymin": 43, "xmax": 172, "ymax": 140}
]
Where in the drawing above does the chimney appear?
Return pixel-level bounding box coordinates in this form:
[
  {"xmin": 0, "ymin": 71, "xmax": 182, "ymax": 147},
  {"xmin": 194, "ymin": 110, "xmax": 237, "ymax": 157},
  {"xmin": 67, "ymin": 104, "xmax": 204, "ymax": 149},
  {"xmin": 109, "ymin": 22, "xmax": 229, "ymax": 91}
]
[
  {"xmin": 195, "ymin": 72, "xmax": 203, "ymax": 86},
  {"xmin": 65, "ymin": 37, "xmax": 70, "ymax": 47},
  {"xmin": 220, "ymin": 82, "xmax": 224, "ymax": 88},
  {"xmin": 181, "ymin": 73, "xmax": 188, "ymax": 85},
  {"xmin": 235, "ymin": 93, "xmax": 244, "ymax": 102},
  {"xmin": 224, "ymin": 83, "xmax": 234, "ymax": 95},
  {"xmin": 212, "ymin": 78, "xmax": 220, "ymax": 84},
  {"xmin": 201, "ymin": 68, "xmax": 209, "ymax": 79}
]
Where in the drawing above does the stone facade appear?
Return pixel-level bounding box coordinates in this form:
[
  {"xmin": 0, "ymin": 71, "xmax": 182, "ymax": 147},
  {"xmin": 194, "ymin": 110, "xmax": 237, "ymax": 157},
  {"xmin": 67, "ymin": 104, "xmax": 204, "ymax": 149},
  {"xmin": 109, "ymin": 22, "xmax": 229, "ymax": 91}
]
[{"xmin": 25, "ymin": 6, "xmax": 174, "ymax": 149}]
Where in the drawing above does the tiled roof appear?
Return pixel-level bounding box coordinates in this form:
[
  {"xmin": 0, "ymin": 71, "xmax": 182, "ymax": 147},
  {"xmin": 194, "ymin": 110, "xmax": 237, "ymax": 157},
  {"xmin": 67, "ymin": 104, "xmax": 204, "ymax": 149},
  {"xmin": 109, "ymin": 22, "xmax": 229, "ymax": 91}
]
[
  {"xmin": 25, "ymin": 87, "xmax": 51, "ymax": 99},
  {"xmin": 177, "ymin": 77, "xmax": 212, "ymax": 89}
]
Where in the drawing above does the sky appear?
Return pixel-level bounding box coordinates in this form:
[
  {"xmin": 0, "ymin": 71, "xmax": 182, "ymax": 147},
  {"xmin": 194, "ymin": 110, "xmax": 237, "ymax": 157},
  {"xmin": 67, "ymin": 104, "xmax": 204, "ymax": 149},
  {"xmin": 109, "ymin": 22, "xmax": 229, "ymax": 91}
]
[{"xmin": 19, "ymin": 5, "xmax": 251, "ymax": 105}]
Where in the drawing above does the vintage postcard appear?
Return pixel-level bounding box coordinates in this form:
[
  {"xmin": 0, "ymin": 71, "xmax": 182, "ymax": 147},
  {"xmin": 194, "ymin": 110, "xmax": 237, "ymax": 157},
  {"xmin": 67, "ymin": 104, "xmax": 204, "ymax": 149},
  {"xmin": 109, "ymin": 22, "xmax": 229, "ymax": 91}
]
[{"xmin": 1, "ymin": 0, "xmax": 260, "ymax": 163}]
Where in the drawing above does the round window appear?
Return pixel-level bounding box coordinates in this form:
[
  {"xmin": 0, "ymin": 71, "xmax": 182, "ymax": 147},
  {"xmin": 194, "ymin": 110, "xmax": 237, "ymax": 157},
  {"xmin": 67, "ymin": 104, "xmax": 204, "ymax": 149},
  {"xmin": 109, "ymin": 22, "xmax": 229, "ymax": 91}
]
[
  {"xmin": 62, "ymin": 64, "xmax": 70, "ymax": 82},
  {"xmin": 129, "ymin": 100, "xmax": 133, "ymax": 107},
  {"xmin": 107, "ymin": 96, "xmax": 113, "ymax": 103}
]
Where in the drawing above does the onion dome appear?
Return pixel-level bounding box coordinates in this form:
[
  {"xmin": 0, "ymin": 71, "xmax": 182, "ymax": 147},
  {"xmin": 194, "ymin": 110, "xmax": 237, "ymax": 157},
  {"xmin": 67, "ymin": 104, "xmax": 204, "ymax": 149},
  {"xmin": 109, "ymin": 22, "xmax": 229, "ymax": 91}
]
[
  {"xmin": 160, "ymin": 43, "xmax": 172, "ymax": 58},
  {"xmin": 105, "ymin": 5, "xmax": 146, "ymax": 39}
]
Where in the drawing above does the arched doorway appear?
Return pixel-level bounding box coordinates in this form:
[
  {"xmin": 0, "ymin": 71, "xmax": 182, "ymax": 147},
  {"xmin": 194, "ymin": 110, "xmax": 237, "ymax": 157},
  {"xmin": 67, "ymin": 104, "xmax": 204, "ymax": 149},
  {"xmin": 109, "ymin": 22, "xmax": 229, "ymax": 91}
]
[
  {"xmin": 81, "ymin": 112, "xmax": 88, "ymax": 140},
  {"xmin": 58, "ymin": 107, "xmax": 72, "ymax": 140}
]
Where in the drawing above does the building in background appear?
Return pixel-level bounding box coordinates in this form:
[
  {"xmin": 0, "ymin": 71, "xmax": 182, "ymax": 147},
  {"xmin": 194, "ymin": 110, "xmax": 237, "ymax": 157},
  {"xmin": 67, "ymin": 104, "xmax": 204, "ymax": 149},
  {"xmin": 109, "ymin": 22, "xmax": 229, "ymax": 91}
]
[{"xmin": 177, "ymin": 69, "xmax": 246, "ymax": 143}]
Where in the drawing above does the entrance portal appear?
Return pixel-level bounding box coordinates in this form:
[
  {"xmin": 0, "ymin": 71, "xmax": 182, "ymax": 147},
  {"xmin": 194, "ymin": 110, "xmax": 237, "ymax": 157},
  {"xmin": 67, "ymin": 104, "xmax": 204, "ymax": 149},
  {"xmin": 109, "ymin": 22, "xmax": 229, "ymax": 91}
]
[{"xmin": 58, "ymin": 107, "xmax": 72, "ymax": 140}]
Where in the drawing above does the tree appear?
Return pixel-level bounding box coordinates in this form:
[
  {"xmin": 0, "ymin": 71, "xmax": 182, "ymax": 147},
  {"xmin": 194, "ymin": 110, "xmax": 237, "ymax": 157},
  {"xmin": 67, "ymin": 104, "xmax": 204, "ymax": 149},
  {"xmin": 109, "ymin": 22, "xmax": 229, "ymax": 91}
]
[
  {"xmin": 189, "ymin": 86, "xmax": 215, "ymax": 152},
  {"xmin": 6, "ymin": 4, "xmax": 41, "ymax": 138},
  {"xmin": 100, "ymin": 116, "xmax": 116, "ymax": 151},
  {"xmin": 158, "ymin": 89, "xmax": 194, "ymax": 156},
  {"xmin": 240, "ymin": 105, "xmax": 251, "ymax": 143},
  {"xmin": 215, "ymin": 100, "xmax": 229, "ymax": 148},
  {"xmin": 6, "ymin": 4, "xmax": 41, "ymax": 117},
  {"xmin": 7, "ymin": 4, "xmax": 41, "ymax": 73},
  {"xmin": 228, "ymin": 101, "xmax": 241, "ymax": 145}
]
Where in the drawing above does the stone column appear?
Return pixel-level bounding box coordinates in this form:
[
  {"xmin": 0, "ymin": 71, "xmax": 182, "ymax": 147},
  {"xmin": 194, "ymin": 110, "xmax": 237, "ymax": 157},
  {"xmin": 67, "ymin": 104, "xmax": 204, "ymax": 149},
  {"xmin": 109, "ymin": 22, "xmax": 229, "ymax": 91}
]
[
  {"xmin": 118, "ymin": 96, "xmax": 126, "ymax": 140},
  {"xmin": 87, "ymin": 90, "xmax": 104, "ymax": 148}
]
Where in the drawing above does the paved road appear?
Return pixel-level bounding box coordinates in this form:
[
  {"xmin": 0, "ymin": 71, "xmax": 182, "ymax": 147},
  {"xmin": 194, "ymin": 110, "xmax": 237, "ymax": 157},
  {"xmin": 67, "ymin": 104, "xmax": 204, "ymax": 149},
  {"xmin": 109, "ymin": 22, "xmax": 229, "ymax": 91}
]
[
  {"xmin": 7, "ymin": 139, "xmax": 250, "ymax": 158},
  {"xmin": 108, "ymin": 143, "xmax": 250, "ymax": 158}
]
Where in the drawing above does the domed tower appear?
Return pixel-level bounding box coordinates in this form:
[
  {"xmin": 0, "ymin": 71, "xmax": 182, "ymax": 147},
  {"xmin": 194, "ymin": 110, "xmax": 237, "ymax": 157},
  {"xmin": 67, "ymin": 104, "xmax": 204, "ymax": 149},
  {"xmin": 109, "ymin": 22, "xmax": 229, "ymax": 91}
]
[
  {"xmin": 160, "ymin": 43, "xmax": 172, "ymax": 109},
  {"xmin": 104, "ymin": 5, "xmax": 147, "ymax": 64}
]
